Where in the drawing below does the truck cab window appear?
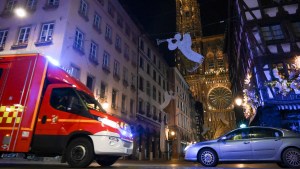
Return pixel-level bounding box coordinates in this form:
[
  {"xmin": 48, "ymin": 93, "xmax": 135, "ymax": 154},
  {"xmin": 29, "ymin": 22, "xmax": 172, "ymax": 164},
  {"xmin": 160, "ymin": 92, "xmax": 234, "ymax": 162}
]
[
  {"xmin": 50, "ymin": 88, "xmax": 88, "ymax": 114},
  {"xmin": 0, "ymin": 68, "xmax": 3, "ymax": 78}
]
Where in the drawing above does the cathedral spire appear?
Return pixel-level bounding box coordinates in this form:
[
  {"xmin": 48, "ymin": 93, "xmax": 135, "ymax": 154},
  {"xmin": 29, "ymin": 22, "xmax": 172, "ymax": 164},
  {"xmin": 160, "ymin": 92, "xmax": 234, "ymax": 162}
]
[{"xmin": 176, "ymin": 0, "xmax": 202, "ymax": 38}]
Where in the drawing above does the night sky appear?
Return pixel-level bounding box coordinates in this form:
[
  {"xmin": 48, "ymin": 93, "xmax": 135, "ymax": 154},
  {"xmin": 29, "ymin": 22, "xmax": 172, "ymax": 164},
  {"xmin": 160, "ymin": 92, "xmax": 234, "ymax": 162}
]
[
  {"xmin": 119, "ymin": 0, "xmax": 228, "ymax": 38},
  {"xmin": 119, "ymin": 0, "xmax": 228, "ymax": 66}
]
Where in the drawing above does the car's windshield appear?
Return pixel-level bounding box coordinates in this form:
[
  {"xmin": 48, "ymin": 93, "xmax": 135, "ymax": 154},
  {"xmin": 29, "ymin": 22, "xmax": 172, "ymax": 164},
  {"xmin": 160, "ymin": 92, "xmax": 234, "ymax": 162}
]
[{"xmin": 77, "ymin": 90, "xmax": 106, "ymax": 112}]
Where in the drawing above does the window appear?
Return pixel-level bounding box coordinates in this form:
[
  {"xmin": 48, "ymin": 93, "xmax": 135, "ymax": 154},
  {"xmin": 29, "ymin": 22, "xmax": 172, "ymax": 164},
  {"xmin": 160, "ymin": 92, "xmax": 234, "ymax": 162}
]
[
  {"xmin": 292, "ymin": 21, "xmax": 300, "ymax": 37},
  {"xmin": 0, "ymin": 30, "xmax": 8, "ymax": 49},
  {"xmin": 146, "ymin": 81, "xmax": 151, "ymax": 96},
  {"xmin": 139, "ymin": 56, "xmax": 144, "ymax": 69},
  {"xmin": 102, "ymin": 51, "xmax": 110, "ymax": 69},
  {"xmin": 146, "ymin": 102, "xmax": 151, "ymax": 116},
  {"xmin": 26, "ymin": 0, "xmax": 37, "ymax": 10},
  {"xmin": 139, "ymin": 76, "xmax": 144, "ymax": 91},
  {"xmin": 217, "ymin": 59, "xmax": 224, "ymax": 68},
  {"xmin": 113, "ymin": 60, "xmax": 120, "ymax": 79},
  {"xmin": 115, "ymin": 35, "xmax": 122, "ymax": 52},
  {"xmin": 17, "ymin": 26, "xmax": 31, "ymax": 45},
  {"xmin": 153, "ymin": 55, "xmax": 156, "ymax": 65},
  {"xmin": 208, "ymin": 60, "xmax": 215, "ymax": 70},
  {"xmin": 153, "ymin": 106, "xmax": 157, "ymax": 119},
  {"xmin": 97, "ymin": 0, "xmax": 104, "ymax": 6},
  {"xmin": 111, "ymin": 89, "xmax": 118, "ymax": 109},
  {"xmin": 107, "ymin": 2, "xmax": 114, "ymax": 18},
  {"xmin": 100, "ymin": 82, "xmax": 106, "ymax": 99},
  {"xmin": 89, "ymin": 41, "xmax": 98, "ymax": 64},
  {"xmin": 79, "ymin": 0, "xmax": 88, "ymax": 18},
  {"xmin": 131, "ymin": 73, "xmax": 136, "ymax": 87},
  {"xmin": 132, "ymin": 51, "xmax": 137, "ymax": 66},
  {"xmin": 47, "ymin": 0, "xmax": 59, "ymax": 6},
  {"xmin": 125, "ymin": 24, "xmax": 130, "ymax": 37},
  {"xmin": 138, "ymin": 98, "xmax": 144, "ymax": 113},
  {"xmin": 130, "ymin": 99, "xmax": 134, "ymax": 115},
  {"xmin": 140, "ymin": 40, "xmax": 144, "ymax": 51},
  {"xmin": 93, "ymin": 12, "xmax": 101, "ymax": 31},
  {"xmin": 86, "ymin": 74, "xmax": 94, "ymax": 91},
  {"xmin": 105, "ymin": 24, "xmax": 112, "ymax": 43},
  {"xmin": 153, "ymin": 70, "xmax": 156, "ymax": 81},
  {"xmin": 123, "ymin": 67, "xmax": 128, "ymax": 83},
  {"xmin": 50, "ymin": 88, "xmax": 87, "ymax": 114},
  {"xmin": 158, "ymin": 91, "xmax": 161, "ymax": 104},
  {"xmin": 73, "ymin": 29, "xmax": 84, "ymax": 53},
  {"xmin": 147, "ymin": 63, "xmax": 150, "ymax": 74},
  {"xmin": 38, "ymin": 22, "xmax": 54, "ymax": 43},
  {"xmin": 158, "ymin": 76, "xmax": 161, "ymax": 86},
  {"xmin": 3, "ymin": 0, "xmax": 16, "ymax": 13},
  {"xmin": 147, "ymin": 48, "xmax": 151, "ymax": 58},
  {"xmin": 251, "ymin": 128, "xmax": 282, "ymax": 139},
  {"xmin": 124, "ymin": 43, "xmax": 129, "ymax": 59},
  {"xmin": 117, "ymin": 14, "xmax": 123, "ymax": 28},
  {"xmin": 225, "ymin": 128, "xmax": 250, "ymax": 141},
  {"xmin": 70, "ymin": 64, "xmax": 80, "ymax": 79},
  {"xmin": 261, "ymin": 25, "xmax": 284, "ymax": 41},
  {"xmin": 153, "ymin": 86, "xmax": 156, "ymax": 100},
  {"xmin": 121, "ymin": 94, "xmax": 126, "ymax": 112}
]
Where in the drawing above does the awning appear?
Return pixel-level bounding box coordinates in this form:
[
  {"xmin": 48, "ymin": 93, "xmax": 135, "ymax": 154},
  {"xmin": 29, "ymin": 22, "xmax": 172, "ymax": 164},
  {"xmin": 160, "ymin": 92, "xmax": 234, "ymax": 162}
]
[{"xmin": 276, "ymin": 104, "xmax": 300, "ymax": 110}]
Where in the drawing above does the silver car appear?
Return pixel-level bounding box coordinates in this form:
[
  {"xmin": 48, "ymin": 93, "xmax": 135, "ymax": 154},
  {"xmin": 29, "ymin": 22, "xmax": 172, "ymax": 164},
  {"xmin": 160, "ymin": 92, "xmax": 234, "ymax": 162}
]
[{"xmin": 184, "ymin": 126, "xmax": 300, "ymax": 168}]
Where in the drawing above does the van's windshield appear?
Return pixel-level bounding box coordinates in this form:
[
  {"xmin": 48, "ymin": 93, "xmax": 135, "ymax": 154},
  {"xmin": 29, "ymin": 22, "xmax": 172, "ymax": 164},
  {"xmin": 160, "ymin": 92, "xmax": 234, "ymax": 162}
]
[{"xmin": 77, "ymin": 90, "xmax": 106, "ymax": 112}]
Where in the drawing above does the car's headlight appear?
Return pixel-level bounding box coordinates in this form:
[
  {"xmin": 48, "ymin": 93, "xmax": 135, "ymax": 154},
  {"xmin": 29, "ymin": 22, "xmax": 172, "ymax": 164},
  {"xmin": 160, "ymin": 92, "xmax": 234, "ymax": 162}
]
[{"xmin": 184, "ymin": 144, "xmax": 194, "ymax": 152}]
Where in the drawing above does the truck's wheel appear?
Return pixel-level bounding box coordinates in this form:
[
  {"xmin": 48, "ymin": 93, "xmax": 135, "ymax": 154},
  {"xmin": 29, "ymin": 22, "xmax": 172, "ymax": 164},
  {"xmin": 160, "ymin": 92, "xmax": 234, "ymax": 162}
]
[
  {"xmin": 66, "ymin": 138, "xmax": 94, "ymax": 168},
  {"xmin": 95, "ymin": 155, "xmax": 120, "ymax": 166},
  {"xmin": 282, "ymin": 148, "xmax": 300, "ymax": 168}
]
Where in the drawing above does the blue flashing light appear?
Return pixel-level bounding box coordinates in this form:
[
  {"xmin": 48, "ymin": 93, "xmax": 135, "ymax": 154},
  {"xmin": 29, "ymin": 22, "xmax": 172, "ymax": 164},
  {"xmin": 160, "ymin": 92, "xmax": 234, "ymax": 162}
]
[
  {"xmin": 240, "ymin": 124, "xmax": 247, "ymax": 128},
  {"xmin": 45, "ymin": 55, "xmax": 60, "ymax": 66}
]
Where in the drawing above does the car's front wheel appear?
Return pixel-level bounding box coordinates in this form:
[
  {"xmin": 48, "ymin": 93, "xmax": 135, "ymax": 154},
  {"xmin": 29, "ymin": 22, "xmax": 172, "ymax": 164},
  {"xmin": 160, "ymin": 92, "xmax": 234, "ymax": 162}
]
[
  {"xmin": 282, "ymin": 147, "xmax": 300, "ymax": 168},
  {"xmin": 197, "ymin": 148, "xmax": 218, "ymax": 167}
]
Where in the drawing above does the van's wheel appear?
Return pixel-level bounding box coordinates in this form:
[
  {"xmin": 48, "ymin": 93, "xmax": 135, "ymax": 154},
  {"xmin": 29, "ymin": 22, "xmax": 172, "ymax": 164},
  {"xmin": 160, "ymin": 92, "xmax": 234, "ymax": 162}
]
[
  {"xmin": 66, "ymin": 138, "xmax": 94, "ymax": 168},
  {"xmin": 197, "ymin": 148, "xmax": 218, "ymax": 167},
  {"xmin": 95, "ymin": 155, "xmax": 120, "ymax": 166},
  {"xmin": 282, "ymin": 148, "xmax": 300, "ymax": 168}
]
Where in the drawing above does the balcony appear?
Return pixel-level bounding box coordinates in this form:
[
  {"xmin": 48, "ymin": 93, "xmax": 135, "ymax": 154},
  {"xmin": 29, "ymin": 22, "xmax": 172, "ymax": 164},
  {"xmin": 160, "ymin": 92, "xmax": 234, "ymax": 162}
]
[
  {"xmin": 102, "ymin": 65, "xmax": 110, "ymax": 74},
  {"xmin": 35, "ymin": 40, "xmax": 53, "ymax": 46},
  {"xmin": 89, "ymin": 56, "xmax": 99, "ymax": 66},
  {"xmin": 11, "ymin": 42, "xmax": 28, "ymax": 49}
]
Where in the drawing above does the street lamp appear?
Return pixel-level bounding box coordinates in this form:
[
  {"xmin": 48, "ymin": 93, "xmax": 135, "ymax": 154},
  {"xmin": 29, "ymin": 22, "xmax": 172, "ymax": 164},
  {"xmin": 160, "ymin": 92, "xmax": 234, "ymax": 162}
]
[
  {"xmin": 102, "ymin": 101, "xmax": 109, "ymax": 110},
  {"xmin": 235, "ymin": 97, "xmax": 243, "ymax": 106},
  {"xmin": 14, "ymin": 7, "xmax": 27, "ymax": 18},
  {"xmin": 295, "ymin": 55, "xmax": 300, "ymax": 69}
]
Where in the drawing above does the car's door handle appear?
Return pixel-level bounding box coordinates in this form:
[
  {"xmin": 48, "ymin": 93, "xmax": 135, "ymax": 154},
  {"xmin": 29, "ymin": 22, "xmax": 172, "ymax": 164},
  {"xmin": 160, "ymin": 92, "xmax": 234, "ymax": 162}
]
[
  {"xmin": 41, "ymin": 115, "xmax": 47, "ymax": 124},
  {"xmin": 244, "ymin": 141, "xmax": 250, "ymax": 144}
]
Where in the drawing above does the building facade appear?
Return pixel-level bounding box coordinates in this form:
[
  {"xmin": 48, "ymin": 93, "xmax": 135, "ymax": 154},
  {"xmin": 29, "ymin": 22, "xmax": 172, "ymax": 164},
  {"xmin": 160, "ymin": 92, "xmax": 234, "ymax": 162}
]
[
  {"xmin": 175, "ymin": 0, "xmax": 236, "ymax": 140},
  {"xmin": 227, "ymin": 0, "xmax": 300, "ymax": 132},
  {"xmin": 165, "ymin": 67, "xmax": 195, "ymax": 159},
  {"xmin": 0, "ymin": 0, "xmax": 174, "ymax": 160},
  {"xmin": 135, "ymin": 35, "xmax": 169, "ymax": 160}
]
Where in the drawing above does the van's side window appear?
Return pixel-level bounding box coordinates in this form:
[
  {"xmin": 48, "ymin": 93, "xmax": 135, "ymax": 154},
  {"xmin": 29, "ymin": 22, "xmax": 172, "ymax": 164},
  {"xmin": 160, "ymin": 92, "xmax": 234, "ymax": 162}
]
[{"xmin": 50, "ymin": 88, "xmax": 87, "ymax": 114}]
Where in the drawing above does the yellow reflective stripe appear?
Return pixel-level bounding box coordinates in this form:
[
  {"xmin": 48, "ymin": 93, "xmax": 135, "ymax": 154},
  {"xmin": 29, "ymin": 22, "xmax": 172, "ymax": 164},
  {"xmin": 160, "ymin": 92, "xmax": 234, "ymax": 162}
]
[
  {"xmin": 0, "ymin": 106, "xmax": 5, "ymax": 112},
  {"xmin": 3, "ymin": 111, "xmax": 9, "ymax": 117},
  {"xmin": 0, "ymin": 105, "xmax": 24, "ymax": 124}
]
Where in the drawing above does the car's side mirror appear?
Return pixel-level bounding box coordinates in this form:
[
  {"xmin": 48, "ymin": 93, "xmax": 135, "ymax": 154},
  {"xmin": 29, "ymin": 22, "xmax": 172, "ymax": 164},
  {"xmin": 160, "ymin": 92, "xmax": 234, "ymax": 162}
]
[{"xmin": 220, "ymin": 136, "xmax": 227, "ymax": 142}]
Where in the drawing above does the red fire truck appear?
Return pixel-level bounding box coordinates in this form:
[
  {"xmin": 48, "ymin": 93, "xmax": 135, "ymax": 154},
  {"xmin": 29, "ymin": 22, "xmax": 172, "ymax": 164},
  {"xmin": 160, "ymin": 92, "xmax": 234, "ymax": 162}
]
[{"xmin": 0, "ymin": 53, "xmax": 133, "ymax": 167}]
